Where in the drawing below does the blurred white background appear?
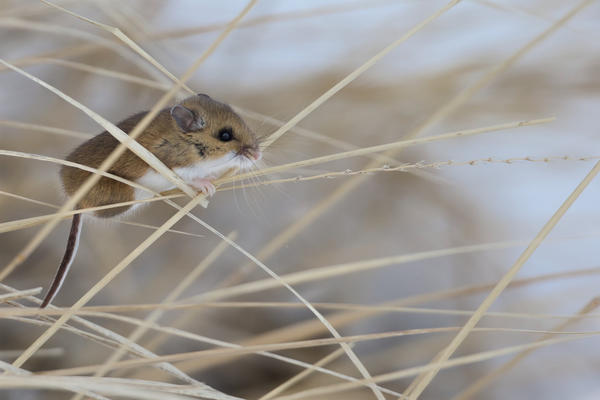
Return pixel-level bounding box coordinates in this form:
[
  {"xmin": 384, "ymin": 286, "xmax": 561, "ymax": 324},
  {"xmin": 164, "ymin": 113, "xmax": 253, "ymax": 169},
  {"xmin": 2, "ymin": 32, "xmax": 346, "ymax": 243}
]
[{"xmin": 1, "ymin": 1, "xmax": 600, "ymax": 399}]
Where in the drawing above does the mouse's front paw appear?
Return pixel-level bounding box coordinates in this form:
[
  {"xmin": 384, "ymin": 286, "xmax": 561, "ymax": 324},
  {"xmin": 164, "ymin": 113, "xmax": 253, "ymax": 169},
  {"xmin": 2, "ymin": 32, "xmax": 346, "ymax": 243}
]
[{"xmin": 191, "ymin": 178, "xmax": 216, "ymax": 197}]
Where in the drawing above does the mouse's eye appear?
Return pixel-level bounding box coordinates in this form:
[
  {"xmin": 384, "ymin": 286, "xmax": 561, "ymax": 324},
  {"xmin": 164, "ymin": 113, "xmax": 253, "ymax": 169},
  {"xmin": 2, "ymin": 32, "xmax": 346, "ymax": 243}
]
[{"xmin": 218, "ymin": 128, "xmax": 233, "ymax": 142}]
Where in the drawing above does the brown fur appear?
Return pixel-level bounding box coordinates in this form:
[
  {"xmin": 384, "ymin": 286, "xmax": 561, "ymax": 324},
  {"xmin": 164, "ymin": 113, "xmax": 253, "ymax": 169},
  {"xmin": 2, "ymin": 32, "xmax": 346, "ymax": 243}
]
[{"xmin": 61, "ymin": 94, "xmax": 259, "ymax": 218}]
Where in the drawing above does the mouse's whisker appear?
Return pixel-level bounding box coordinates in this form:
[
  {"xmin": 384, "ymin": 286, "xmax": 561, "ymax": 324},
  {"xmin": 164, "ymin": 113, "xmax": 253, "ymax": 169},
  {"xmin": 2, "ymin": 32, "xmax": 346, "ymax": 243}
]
[
  {"xmin": 231, "ymin": 172, "xmax": 243, "ymax": 215},
  {"xmin": 238, "ymin": 173, "xmax": 261, "ymax": 218},
  {"xmin": 247, "ymin": 163, "xmax": 269, "ymax": 203},
  {"xmin": 247, "ymin": 160, "xmax": 264, "ymax": 185},
  {"xmin": 247, "ymin": 168, "xmax": 262, "ymax": 194},
  {"xmin": 254, "ymin": 158, "xmax": 293, "ymax": 200},
  {"xmin": 240, "ymin": 177, "xmax": 255, "ymax": 216}
]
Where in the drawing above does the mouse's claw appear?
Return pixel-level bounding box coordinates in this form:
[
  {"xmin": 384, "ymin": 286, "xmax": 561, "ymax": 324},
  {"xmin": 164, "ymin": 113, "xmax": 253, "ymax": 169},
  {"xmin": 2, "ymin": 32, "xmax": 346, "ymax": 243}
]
[{"xmin": 191, "ymin": 178, "xmax": 216, "ymax": 197}]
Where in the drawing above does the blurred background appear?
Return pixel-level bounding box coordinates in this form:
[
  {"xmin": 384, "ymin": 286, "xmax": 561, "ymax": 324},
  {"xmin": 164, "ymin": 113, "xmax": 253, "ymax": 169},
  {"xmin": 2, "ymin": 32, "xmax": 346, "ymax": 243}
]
[{"xmin": 1, "ymin": 0, "xmax": 600, "ymax": 399}]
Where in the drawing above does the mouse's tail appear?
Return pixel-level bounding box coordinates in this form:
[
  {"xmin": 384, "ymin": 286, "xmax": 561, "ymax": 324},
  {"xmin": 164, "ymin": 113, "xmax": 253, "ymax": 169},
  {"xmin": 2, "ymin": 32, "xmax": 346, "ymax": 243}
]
[{"xmin": 41, "ymin": 213, "xmax": 82, "ymax": 308}]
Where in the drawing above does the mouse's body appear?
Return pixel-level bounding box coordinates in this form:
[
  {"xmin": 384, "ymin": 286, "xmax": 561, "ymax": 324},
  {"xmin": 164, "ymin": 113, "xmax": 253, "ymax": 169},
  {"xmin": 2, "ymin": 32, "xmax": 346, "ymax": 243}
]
[
  {"xmin": 61, "ymin": 94, "xmax": 260, "ymax": 217},
  {"xmin": 42, "ymin": 94, "xmax": 261, "ymax": 307}
]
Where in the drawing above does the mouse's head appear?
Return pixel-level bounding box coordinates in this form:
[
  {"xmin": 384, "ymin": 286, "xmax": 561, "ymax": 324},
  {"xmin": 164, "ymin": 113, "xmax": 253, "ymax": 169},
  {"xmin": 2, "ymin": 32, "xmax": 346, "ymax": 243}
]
[{"xmin": 170, "ymin": 94, "xmax": 261, "ymax": 169}]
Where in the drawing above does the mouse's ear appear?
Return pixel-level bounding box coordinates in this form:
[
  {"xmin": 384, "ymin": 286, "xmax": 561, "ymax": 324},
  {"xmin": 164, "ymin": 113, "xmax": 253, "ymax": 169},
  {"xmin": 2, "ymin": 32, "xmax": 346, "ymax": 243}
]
[{"xmin": 170, "ymin": 105, "xmax": 205, "ymax": 132}]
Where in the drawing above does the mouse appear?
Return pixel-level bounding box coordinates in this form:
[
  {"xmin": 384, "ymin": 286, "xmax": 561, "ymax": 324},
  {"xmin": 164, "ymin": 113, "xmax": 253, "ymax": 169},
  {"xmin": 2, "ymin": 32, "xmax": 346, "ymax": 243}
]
[{"xmin": 40, "ymin": 93, "xmax": 262, "ymax": 308}]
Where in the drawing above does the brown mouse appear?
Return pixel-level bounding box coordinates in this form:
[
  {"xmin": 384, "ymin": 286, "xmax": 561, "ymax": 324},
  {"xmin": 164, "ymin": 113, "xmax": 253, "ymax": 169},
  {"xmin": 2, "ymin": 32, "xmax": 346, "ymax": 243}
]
[{"xmin": 41, "ymin": 94, "xmax": 262, "ymax": 307}]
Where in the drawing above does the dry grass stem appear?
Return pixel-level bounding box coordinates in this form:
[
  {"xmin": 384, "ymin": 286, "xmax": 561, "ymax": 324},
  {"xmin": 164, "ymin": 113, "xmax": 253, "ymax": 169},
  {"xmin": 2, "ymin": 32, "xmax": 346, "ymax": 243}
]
[
  {"xmin": 451, "ymin": 297, "xmax": 600, "ymax": 399},
  {"xmin": 0, "ymin": 288, "xmax": 42, "ymax": 303},
  {"xmin": 270, "ymin": 335, "xmax": 597, "ymax": 400},
  {"xmin": 0, "ymin": 119, "xmax": 92, "ymax": 139},
  {"xmin": 8, "ymin": 299, "xmax": 600, "ymax": 322},
  {"xmin": 0, "ymin": 284, "xmax": 205, "ymax": 387},
  {"xmin": 39, "ymin": 329, "xmax": 600, "ymax": 378},
  {"xmin": 39, "ymin": 0, "xmax": 196, "ymax": 94},
  {"xmin": 8, "ymin": 195, "xmax": 208, "ymax": 368},
  {"xmin": 224, "ymin": 117, "xmax": 555, "ymax": 184},
  {"xmin": 85, "ymin": 231, "xmax": 238, "ymax": 391},
  {"xmin": 258, "ymin": 346, "xmax": 351, "ymax": 400},
  {"xmin": 404, "ymin": 2, "xmax": 599, "ymax": 395},
  {"xmin": 219, "ymin": 154, "xmax": 600, "ymax": 191},
  {"xmin": 261, "ymin": 0, "xmax": 462, "ymax": 148}
]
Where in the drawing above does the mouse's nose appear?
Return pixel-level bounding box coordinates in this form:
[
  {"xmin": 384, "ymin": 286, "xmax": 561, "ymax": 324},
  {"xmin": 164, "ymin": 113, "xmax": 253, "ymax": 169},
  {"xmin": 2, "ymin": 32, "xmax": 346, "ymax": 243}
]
[{"xmin": 250, "ymin": 148, "xmax": 262, "ymax": 161}]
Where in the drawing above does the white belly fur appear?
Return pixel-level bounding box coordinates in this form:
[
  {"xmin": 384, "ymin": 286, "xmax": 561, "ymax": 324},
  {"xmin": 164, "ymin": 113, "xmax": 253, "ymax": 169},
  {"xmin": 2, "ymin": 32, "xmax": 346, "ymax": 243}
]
[{"xmin": 134, "ymin": 151, "xmax": 242, "ymax": 201}]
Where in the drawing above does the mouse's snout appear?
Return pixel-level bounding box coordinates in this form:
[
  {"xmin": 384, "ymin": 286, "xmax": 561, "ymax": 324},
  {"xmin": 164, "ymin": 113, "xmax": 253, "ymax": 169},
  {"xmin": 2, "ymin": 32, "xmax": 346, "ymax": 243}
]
[{"xmin": 238, "ymin": 145, "xmax": 262, "ymax": 161}]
